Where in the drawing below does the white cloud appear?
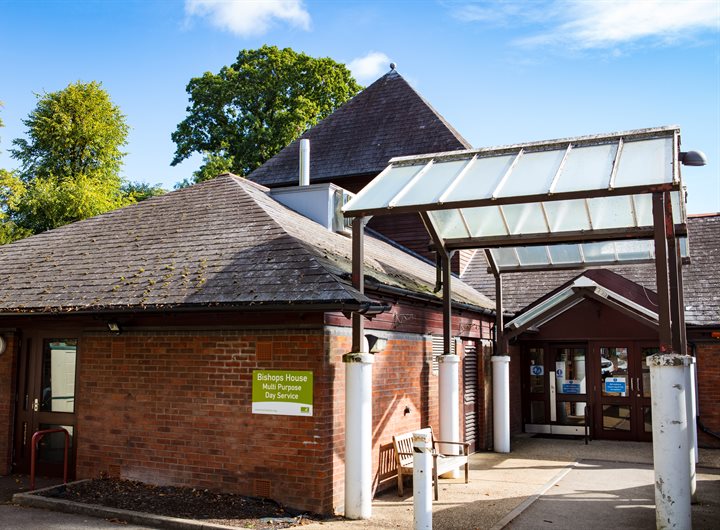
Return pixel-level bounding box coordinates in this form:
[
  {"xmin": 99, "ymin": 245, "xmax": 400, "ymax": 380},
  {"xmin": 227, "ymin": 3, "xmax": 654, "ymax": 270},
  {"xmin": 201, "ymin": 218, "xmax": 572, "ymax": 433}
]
[
  {"xmin": 348, "ymin": 52, "xmax": 392, "ymax": 83},
  {"xmin": 185, "ymin": 0, "xmax": 311, "ymax": 37},
  {"xmin": 452, "ymin": 1, "xmax": 719, "ymax": 50}
]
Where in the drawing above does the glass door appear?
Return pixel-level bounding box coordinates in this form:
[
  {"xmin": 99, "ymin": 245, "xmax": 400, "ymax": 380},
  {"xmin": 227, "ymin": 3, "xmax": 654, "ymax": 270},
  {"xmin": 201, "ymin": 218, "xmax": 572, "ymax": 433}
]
[
  {"xmin": 13, "ymin": 334, "xmax": 78, "ymax": 476},
  {"xmin": 552, "ymin": 346, "xmax": 588, "ymax": 435},
  {"xmin": 595, "ymin": 343, "xmax": 653, "ymax": 441},
  {"xmin": 523, "ymin": 344, "xmax": 588, "ymax": 436}
]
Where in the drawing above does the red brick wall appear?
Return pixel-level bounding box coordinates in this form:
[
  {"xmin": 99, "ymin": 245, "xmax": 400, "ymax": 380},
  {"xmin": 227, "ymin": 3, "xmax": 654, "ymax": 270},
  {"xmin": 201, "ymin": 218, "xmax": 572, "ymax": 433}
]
[
  {"xmin": 326, "ymin": 328, "xmax": 440, "ymax": 509},
  {"xmin": 0, "ymin": 332, "xmax": 17, "ymax": 474},
  {"xmin": 76, "ymin": 329, "xmax": 339, "ymax": 513},
  {"xmin": 696, "ymin": 340, "xmax": 720, "ymax": 448},
  {"xmin": 74, "ymin": 324, "xmax": 467, "ymax": 515}
]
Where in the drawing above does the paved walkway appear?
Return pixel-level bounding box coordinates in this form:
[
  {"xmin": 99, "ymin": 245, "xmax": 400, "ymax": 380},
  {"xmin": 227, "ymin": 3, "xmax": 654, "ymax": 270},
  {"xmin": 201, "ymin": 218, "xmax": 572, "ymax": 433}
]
[{"xmin": 2, "ymin": 435, "xmax": 719, "ymax": 530}]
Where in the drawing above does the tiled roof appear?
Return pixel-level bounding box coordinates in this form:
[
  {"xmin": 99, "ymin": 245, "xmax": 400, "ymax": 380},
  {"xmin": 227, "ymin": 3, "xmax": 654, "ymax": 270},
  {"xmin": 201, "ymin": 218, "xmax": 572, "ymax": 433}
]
[
  {"xmin": 247, "ymin": 70, "xmax": 471, "ymax": 187},
  {"xmin": 0, "ymin": 175, "xmax": 493, "ymax": 314},
  {"xmin": 461, "ymin": 214, "xmax": 720, "ymax": 326}
]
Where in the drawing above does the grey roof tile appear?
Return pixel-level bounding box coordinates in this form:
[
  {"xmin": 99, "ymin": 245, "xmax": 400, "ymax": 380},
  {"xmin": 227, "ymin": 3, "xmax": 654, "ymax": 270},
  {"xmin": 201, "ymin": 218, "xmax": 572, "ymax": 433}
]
[{"xmin": 0, "ymin": 175, "xmax": 493, "ymax": 314}]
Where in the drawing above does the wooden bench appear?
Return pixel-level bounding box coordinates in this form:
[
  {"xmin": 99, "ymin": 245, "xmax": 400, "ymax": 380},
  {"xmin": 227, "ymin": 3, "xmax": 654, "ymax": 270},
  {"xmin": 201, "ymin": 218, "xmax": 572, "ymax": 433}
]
[{"xmin": 392, "ymin": 427, "xmax": 469, "ymax": 500}]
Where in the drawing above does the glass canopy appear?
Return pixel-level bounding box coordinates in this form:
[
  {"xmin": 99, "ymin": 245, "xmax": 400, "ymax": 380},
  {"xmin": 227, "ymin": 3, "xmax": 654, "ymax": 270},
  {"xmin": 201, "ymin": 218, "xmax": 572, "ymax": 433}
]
[{"xmin": 343, "ymin": 126, "xmax": 687, "ymax": 272}]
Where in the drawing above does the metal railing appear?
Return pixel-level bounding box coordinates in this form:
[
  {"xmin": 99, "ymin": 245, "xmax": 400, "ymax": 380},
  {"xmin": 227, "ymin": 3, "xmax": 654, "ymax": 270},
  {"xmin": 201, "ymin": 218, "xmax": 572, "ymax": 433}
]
[{"xmin": 30, "ymin": 428, "xmax": 70, "ymax": 490}]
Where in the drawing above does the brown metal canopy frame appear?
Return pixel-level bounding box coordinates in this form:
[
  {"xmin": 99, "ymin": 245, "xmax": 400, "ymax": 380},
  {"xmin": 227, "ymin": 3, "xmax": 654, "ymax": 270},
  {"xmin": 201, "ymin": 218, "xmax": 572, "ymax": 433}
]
[{"xmin": 343, "ymin": 126, "xmax": 689, "ymax": 359}]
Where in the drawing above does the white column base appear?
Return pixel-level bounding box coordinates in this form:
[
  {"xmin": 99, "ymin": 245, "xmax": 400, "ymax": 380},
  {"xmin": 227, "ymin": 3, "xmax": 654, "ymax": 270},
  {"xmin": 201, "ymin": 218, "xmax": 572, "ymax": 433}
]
[
  {"xmin": 439, "ymin": 354, "xmax": 461, "ymax": 478},
  {"xmin": 648, "ymin": 353, "xmax": 692, "ymax": 530},
  {"xmin": 492, "ymin": 355, "xmax": 511, "ymax": 454},
  {"xmin": 343, "ymin": 352, "xmax": 374, "ymax": 520}
]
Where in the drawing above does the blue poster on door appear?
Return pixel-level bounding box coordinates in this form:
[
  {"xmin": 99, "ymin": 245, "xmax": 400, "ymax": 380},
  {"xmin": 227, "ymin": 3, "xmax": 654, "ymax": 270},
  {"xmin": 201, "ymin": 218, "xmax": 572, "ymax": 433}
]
[{"xmin": 605, "ymin": 377, "xmax": 627, "ymax": 394}]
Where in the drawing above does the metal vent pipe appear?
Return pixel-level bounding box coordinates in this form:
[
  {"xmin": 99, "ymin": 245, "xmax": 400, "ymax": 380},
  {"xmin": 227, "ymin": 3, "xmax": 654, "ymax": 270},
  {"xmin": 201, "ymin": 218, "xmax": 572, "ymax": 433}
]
[{"xmin": 299, "ymin": 139, "xmax": 310, "ymax": 186}]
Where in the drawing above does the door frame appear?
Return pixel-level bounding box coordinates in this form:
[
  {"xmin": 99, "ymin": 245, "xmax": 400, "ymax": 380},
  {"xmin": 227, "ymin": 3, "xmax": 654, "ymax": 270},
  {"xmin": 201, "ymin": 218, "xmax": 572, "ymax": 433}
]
[
  {"xmin": 13, "ymin": 330, "xmax": 80, "ymax": 477},
  {"xmin": 521, "ymin": 341, "xmax": 589, "ymax": 436},
  {"xmin": 590, "ymin": 341, "xmax": 655, "ymax": 442},
  {"xmin": 521, "ymin": 340, "xmax": 655, "ymax": 441}
]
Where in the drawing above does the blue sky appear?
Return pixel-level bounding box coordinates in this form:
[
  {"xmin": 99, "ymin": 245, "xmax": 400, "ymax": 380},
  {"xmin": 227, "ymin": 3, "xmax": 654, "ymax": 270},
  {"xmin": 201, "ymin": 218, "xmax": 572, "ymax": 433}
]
[{"xmin": 1, "ymin": 0, "xmax": 718, "ymax": 213}]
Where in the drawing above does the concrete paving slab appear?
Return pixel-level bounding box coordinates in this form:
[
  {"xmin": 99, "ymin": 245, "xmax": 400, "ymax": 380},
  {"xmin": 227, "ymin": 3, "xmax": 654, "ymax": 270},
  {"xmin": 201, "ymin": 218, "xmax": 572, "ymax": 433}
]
[
  {"xmin": 506, "ymin": 460, "xmax": 720, "ymax": 530},
  {"xmin": 1, "ymin": 436, "xmax": 718, "ymax": 530}
]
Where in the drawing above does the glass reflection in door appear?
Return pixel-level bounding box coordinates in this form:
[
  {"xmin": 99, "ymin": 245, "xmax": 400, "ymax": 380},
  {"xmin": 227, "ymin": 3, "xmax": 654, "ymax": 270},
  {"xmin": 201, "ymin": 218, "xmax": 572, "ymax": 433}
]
[{"xmin": 555, "ymin": 347, "xmax": 586, "ymax": 426}]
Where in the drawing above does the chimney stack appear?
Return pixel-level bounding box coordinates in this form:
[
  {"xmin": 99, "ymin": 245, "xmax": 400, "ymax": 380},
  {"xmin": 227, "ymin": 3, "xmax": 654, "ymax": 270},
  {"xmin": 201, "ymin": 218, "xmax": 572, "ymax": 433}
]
[{"xmin": 299, "ymin": 139, "xmax": 310, "ymax": 186}]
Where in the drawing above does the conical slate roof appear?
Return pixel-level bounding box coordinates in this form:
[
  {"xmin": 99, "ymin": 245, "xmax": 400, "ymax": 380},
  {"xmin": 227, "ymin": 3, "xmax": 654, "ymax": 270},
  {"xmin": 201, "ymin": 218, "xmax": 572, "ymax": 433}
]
[
  {"xmin": 0, "ymin": 175, "xmax": 493, "ymax": 314},
  {"xmin": 247, "ymin": 70, "xmax": 471, "ymax": 187}
]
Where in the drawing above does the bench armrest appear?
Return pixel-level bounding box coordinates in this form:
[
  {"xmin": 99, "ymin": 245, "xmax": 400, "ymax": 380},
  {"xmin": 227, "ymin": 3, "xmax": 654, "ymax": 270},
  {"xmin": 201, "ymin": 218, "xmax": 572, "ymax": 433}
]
[{"xmin": 433, "ymin": 440, "xmax": 471, "ymax": 455}]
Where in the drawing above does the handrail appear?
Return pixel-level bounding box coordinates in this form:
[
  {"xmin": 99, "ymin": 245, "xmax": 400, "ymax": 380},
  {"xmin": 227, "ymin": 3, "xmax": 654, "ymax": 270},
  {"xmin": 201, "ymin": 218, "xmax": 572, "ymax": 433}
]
[{"xmin": 30, "ymin": 428, "xmax": 70, "ymax": 490}]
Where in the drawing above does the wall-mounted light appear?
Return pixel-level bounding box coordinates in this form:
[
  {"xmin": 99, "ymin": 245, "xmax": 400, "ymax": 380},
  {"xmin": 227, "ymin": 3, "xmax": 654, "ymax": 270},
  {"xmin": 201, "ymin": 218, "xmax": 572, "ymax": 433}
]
[
  {"xmin": 107, "ymin": 322, "xmax": 121, "ymax": 334},
  {"xmin": 365, "ymin": 334, "xmax": 388, "ymax": 353},
  {"xmin": 0, "ymin": 335, "xmax": 6, "ymax": 355},
  {"xmin": 679, "ymin": 151, "xmax": 708, "ymax": 167}
]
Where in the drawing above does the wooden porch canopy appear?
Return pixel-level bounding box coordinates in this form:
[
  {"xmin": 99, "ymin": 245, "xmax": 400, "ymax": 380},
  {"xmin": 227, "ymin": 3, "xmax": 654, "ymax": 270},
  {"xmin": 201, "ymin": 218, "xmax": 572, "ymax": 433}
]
[{"xmin": 343, "ymin": 125, "xmax": 690, "ymax": 355}]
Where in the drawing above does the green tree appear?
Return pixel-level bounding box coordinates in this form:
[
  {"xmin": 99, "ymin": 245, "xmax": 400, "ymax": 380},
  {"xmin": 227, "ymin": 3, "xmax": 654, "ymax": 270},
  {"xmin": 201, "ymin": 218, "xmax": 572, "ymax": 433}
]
[
  {"xmin": 171, "ymin": 45, "xmax": 362, "ymax": 184},
  {"xmin": 11, "ymin": 81, "xmax": 129, "ymax": 233},
  {"xmin": 121, "ymin": 181, "xmax": 166, "ymax": 202},
  {"xmin": 0, "ymin": 102, "xmax": 31, "ymax": 243}
]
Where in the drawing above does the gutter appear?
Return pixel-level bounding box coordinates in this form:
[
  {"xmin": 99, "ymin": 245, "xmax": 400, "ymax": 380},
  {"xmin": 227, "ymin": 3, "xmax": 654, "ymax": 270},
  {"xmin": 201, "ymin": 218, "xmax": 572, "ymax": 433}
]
[
  {"xmin": 0, "ymin": 300, "xmax": 391, "ymax": 318},
  {"xmin": 367, "ymin": 282, "xmax": 495, "ymax": 317}
]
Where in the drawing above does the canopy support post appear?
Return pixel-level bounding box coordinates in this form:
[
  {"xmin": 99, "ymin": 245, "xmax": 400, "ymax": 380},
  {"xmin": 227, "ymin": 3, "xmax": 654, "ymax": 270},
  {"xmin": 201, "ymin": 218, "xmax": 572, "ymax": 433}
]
[
  {"xmin": 485, "ymin": 250, "xmax": 510, "ymax": 453},
  {"xmin": 344, "ymin": 216, "xmax": 373, "ymax": 520},
  {"xmin": 650, "ymin": 192, "xmax": 692, "ymax": 528},
  {"xmin": 664, "ymin": 192, "xmax": 697, "ymax": 501},
  {"xmin": 421, "ymin": 213, "xmax": 461, "ymax": 472}
]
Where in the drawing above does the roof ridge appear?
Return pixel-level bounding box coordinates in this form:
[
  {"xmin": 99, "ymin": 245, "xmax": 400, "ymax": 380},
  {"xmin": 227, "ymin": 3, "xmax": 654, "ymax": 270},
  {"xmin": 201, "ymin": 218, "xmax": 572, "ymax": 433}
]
[{"xmin": 688, "ymin": 212, "xmax": 720, "ymax": 218}]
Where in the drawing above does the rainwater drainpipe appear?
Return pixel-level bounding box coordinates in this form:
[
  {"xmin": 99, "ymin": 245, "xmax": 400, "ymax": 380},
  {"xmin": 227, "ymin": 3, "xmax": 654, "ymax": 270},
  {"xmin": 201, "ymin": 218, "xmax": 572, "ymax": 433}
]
[
  {"xmin": 299, "ymin": 139, "xmax": 310, "ymax": 186},
  {"xmin": 343, "ymin": 216, "xmax": 373, "ymax": 519}
]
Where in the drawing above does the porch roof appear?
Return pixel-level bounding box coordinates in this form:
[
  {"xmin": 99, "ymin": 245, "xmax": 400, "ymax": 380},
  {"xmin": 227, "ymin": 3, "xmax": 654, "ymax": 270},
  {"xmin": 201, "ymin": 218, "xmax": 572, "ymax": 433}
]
[{"xmin": 343, "ymin": 126, "xmax": 687, "ymax": 272}]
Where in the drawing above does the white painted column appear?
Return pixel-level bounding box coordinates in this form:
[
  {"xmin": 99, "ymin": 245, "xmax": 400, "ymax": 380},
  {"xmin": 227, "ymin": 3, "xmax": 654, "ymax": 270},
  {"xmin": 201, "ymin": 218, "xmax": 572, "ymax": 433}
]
[
  {"xmin": 413, "ymin": 430, "xmax": 433, "ymax": 530},
  {"xmin": 343, "ymin": 351, "xmax": 374, "ymax": 519},
  {"xmin": 686, "ymin": 358, "xmax": 697, "ymax": 502},
  {"xmin": 648, "ymin": 353, "xmax": 692, "ymax": 530},
  {"xmin": 492, "ymin": 355, "xmax": 511, "ymax": 453},
  {"xmin": 438, "ymin": 354, "xmax": 461, "ymax": 478}
]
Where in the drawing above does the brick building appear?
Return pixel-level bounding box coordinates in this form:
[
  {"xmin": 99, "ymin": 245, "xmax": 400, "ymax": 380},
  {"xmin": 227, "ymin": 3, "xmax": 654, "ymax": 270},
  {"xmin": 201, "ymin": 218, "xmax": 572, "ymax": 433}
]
[
  {"xmin": 0, "ymin": 70, "xmax": 496, "ymax": 514},
  {"xmin": 0, "ymin": 67, "xmax": 717, "ymax": 519}
]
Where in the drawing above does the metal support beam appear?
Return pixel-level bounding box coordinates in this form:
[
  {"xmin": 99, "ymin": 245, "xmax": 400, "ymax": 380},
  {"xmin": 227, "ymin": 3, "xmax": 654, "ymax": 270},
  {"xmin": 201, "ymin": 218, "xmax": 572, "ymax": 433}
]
[
  {"xmin": 441, "ymin": 250, "xmax": 452, "ymax": 355},
  {"xmin": 445, "ymin": 224, "xmax": 687, "ymax": 251},
  {"xmin": 345, "ymin": 215, "xmax": 372, "ymax": 520},
  {"xmin": 652, "ymin": 192, "xmax": 673, "ymax": 353},
  {"xmin": 665, "ymin": 193, "xmax": 683, "ymax": 354},
  {"xmin": 351, "ymin": 217, "xmax": 366, "ymax": 353}
]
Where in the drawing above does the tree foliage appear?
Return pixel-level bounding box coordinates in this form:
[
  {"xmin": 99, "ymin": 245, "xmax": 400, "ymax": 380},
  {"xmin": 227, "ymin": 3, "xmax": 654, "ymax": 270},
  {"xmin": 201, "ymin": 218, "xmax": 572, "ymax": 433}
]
[
  {"xmin": 121, "ymin": 180, "xmax": 166, "ymax": 202},
  {"xmin": 0, "ymin": 102, "xmax": 30, "ymax": 243},
  {"xmin": 171, "ymin": 45, "xmax": 362, "ymax": 183},
  {"xmin": 10, "ymin": 81, "xmax": 130, "ymax": 233}
]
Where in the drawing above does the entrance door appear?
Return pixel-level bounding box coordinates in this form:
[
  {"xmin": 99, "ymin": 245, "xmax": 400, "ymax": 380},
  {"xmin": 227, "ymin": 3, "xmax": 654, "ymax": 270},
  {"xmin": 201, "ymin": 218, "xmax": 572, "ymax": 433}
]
[
  {"xmin": 13, "ymin": 333, "xmax": 78, "ymax": 476},
  {"xmin": 523, "ymin": 344, "xmax": 589, "ymax": 436},
  {"xmin": 595, "ymin": 343, "xmax": 655, "ymax": 441}
]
